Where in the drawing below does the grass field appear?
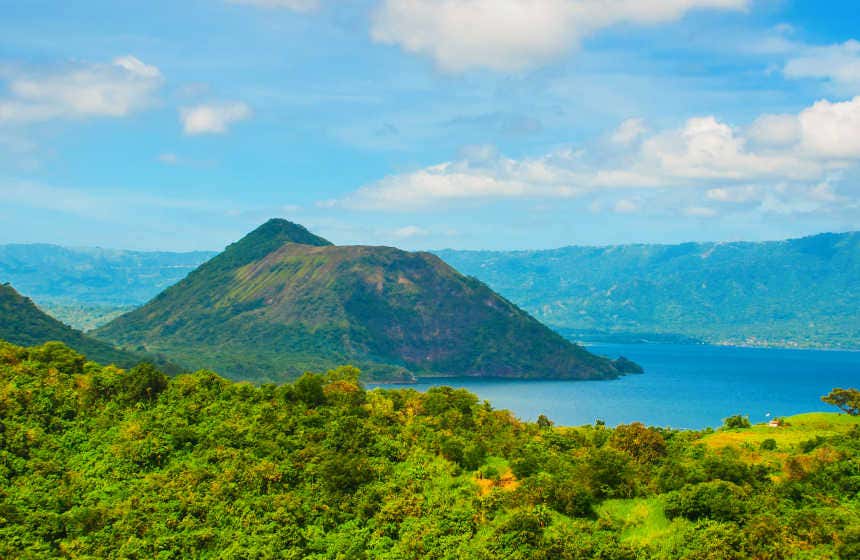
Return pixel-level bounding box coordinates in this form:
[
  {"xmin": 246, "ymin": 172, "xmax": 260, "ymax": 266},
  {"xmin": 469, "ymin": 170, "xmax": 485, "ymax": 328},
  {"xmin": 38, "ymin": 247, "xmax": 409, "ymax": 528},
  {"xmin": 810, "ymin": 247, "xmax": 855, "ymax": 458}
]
[
  {"xmin": 701, "ymin": 412, "xmax": 860, "ymax": 450},
  {"xmin": 598, "ymin": 412, "xmax": 860, "ymax": 546},
  {"xmin": 598, "ymin": 497, "xmax": 677, "ymax": 545}
]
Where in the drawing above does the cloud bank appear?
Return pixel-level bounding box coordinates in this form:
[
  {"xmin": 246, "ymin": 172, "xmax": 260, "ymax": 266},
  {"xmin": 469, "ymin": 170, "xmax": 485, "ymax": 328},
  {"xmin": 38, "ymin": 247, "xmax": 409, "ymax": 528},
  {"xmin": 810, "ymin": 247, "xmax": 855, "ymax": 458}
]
[{"xmin": 332, "ymin": 95, "xmax": 860, "ymax": 219}]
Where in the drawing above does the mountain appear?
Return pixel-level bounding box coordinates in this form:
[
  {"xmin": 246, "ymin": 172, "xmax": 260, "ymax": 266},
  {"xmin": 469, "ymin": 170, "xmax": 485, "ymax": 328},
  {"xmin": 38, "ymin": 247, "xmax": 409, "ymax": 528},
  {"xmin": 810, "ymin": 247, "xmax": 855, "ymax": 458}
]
[
  {"xmin": 437, "ymin": 231, "xmax": 860, "ymax": 348},
  {"xmin": 0, "ymin": 243, "xmax": 215, "ymax": 329},
  {"xmin": 0, "ymin": 282, "xmax": 146, "ymax": 368},
  {"xmin": 94, "ymin": 219, "xmax": 627, "ymax": 382}
]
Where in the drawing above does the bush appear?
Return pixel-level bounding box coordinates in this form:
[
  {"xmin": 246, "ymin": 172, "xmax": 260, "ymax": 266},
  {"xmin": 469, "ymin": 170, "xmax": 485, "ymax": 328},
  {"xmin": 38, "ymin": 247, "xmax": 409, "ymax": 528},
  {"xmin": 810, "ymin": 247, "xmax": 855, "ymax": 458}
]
[
  {"xmin": 119, "ymin": 362, "xmax": 168, "ymax": 404},
  {"xmin": 759, "ymin": 438, "xmax": 777, "ymax": 451},
  {"xmin": 664, "ymin": 481, "xmax": 748, "ymax": 522},
  {"xmin": 722, "ymin": 415, "xmax": 751, "ymax": 429}
]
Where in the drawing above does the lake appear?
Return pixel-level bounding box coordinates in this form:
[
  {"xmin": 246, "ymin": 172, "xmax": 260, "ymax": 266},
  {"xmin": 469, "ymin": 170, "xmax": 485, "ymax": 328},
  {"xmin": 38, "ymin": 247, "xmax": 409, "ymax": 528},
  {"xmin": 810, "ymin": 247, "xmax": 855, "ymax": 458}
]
[{"xmin": 372, "ymin": 343, "xmax": 860, "ymax": 429}]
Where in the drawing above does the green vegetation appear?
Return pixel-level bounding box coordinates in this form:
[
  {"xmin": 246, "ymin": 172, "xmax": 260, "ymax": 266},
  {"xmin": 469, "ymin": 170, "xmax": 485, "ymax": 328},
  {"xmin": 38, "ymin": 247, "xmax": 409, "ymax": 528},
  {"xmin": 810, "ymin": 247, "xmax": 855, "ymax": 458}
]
[
  {"xmin": 823, "ymin": 388, "xmax": 860, "ymax": 416},
  {"xmin": 95, "ymin": 219, "xmax": 628, "ymax": 383},
  {"xmin": 437, "ymin": 231, "xmax": 860, "ymax": 349},
  {"xmin": 2, "ymin": 340, "xmax": 859, "ymax": 559},
  {"xmin": 37, "ymin": 302, "xmax": 136, "ymax": 331},
  {"xmin": 0, "ymin": 283, "xmax": 148, "ymax": 369}
]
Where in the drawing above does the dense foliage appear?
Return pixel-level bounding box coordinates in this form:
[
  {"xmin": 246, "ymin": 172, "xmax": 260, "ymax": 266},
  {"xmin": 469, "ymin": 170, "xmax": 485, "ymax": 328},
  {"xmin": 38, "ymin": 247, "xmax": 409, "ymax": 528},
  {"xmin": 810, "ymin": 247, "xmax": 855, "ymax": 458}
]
[
  {"xmin": 437, "ymin": 231, "xmax": 860, "ymax": 349},
  {"xmin": 823, "ymin": 388, "xmax": 860, "ymax": 416},
  {"xmin": 94, "ymin": 219, "xmax": 623, "ymax": 383},
  {"xmin": 2, "ymin": 340, "xmax": 859, "ymax": 559},
  {"xmin": 0, "ymin": 284, "xmax": 144, "ymax": 369}
]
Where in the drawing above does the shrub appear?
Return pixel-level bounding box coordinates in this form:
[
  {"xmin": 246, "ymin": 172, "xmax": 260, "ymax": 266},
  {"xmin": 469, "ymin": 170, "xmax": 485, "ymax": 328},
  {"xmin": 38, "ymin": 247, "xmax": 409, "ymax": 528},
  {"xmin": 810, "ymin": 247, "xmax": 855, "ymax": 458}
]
[
  {"xmin": 664, "ymin": 481, "xmax": 748, "ymax": 522},
  {"xmin": 722, "ymin": 415, "xmax": 751, "ymax": 429}
]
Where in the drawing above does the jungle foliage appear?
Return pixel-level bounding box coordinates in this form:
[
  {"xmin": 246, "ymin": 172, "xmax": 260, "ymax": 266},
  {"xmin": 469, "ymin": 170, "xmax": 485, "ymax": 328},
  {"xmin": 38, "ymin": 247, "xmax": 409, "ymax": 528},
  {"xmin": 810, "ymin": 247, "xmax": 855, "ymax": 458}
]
[{"xmin": 1, "ymin": 340, "xmax": 859, "ymax": 559}]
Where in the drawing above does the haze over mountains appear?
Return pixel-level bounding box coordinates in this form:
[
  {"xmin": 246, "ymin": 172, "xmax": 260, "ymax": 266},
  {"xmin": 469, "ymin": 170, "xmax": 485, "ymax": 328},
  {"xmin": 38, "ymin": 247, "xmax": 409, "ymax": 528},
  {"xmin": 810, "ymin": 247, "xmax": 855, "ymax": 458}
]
[
  {"xmin": 439, "ymin": 231, "xmax": 860, "ymax": 349},
  {"xmin": 92, "ymin": 219, "xmax": 625, "ymax": 382}
]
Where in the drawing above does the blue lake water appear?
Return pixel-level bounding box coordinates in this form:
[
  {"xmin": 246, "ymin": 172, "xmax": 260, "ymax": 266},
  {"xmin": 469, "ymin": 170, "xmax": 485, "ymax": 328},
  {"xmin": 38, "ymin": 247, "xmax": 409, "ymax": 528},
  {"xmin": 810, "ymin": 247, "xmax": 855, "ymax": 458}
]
[{"xmin": 372, "ymin": 344, "xmax": 860, "ymax": 429}]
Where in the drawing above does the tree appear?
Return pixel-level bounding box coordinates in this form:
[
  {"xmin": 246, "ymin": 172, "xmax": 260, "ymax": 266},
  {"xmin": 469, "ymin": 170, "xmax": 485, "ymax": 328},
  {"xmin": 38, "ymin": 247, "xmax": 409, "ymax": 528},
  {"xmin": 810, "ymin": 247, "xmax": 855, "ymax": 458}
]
[
  {"xmin": 722, "ymin": 414, "xmax": 751, "ymax": 429},
  {"xmin": 822, "ymin": 388, "xmax": 860, "ymax": 416},
  {"xmin": 609, "ymin": 422, "xmax": 667, "ymax": 463},
  {"xmin": 120, "ymin": 362, "xmax": 168, "ymax": 404}
]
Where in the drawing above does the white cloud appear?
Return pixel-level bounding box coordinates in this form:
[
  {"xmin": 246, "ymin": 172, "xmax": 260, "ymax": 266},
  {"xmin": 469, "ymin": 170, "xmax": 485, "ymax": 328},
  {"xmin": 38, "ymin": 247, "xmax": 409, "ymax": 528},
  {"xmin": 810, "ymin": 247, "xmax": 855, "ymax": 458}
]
[
  {"xmin": 706, "ymin": 185, "xmax": 760, "ymax": 203},
  {"xmin": 640, "ymin": 116, "xmax": 820, "ymax": 181},
  {"xmin": 336, "ymin": 158, "xmax": 581, "ymax": 211},
  {"xmin": 0, "ymin": 56, "xmax": 162, "ymax": 123},
  {"xmin": 180, "ymin": 102, "xmax": 252, "ymax": 135},
  {"xmin": 784, "ymin": 40, "xmax": 860, "ymax": 93},
  {"xmin": 226, "ymin": 0, "xmax": 319, "ymax": 11},
  {"xmin": 610, "ymin": 117, "xmax": 647, "ymax": 145},
  {"xmin": 331, "ymin": 95, "xmax": 860, "ymax": 218},
  {"xmin": 371, "ymin": 0, "xmax": 748, "ymax": 72},
  {"xmin": 747, "ymin": 113, "xmax": 800, "ymax": 147},
  {"xmin": 392, "ymin": 225, "xmax": 430, "ymax": 238},
  {"xmin": 798, "ymin": 96, "xmax": 860, "ymax": 159}
]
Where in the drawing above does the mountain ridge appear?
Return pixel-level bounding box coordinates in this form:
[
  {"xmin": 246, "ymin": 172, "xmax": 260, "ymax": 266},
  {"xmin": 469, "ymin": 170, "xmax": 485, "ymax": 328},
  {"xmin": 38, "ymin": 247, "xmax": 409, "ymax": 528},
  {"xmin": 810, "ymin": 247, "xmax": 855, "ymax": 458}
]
[
  {"xmin": 437, "ymin": 230, "xmax": 860, "ymax": 349},
  {"xmin": 94, "ymin": 219, "xmax": 627, "ymax": 382}
]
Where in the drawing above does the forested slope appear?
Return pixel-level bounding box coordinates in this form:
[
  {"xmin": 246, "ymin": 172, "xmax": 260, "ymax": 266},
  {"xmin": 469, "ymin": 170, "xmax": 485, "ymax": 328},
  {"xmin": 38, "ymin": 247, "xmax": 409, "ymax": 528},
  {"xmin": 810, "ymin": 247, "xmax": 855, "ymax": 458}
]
[
  {"xmin": 1, "ymin": 340, "xmax": 858, "ymax": 558},
  {"xmin": 438, "ymin": 231, "xmax": 860, "ymax": 348}
]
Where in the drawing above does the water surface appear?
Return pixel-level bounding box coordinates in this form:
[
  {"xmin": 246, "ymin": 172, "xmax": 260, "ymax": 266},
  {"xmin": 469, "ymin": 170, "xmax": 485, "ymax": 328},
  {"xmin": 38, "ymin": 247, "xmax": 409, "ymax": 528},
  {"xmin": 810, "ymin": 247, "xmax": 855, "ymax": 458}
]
[{"xmin": 373, "ymin": 344, "xmax": 860, "ymax": 429}]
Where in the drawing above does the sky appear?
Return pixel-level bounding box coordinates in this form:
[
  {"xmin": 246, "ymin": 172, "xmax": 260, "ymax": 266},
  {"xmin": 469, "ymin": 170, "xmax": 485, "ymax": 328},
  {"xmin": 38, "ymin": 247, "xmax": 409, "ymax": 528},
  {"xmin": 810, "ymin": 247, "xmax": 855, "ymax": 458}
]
[{"xmin": 1, "ymin": 0, "xmax": 860, "ymax": 251}]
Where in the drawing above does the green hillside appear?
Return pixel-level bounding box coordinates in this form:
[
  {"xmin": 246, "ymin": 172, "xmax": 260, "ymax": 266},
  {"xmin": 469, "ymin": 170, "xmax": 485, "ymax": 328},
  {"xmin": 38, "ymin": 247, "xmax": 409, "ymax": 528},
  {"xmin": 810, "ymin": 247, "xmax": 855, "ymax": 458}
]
[
  {"xmin": 0, "ymin": 283, "xmax": 145, "ymax": 368},
  {"xmin": 1, "ymin": 340, "xmax": 858, "ymax": 559},
  {"xmin": 95, "ymin": 219, "xmax": 627, "ymax": 382},
  {"xmin": 437, "ymin": 231, "xmax": 860, "ymax": 348}
]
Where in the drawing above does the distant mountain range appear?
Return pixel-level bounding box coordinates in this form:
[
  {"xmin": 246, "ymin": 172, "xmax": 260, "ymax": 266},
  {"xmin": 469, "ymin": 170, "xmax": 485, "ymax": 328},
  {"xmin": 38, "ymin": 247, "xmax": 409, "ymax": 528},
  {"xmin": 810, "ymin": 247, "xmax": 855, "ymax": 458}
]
[
  {"xmin": 0, "ymin": 243, "xmax": 214, "ymax": 330},
  {"xmin": 2, "ymin": 230, "xmax": 857, "ymax": 349},
  {"xmin": 438, "ymin": 231, "xmax": 860, "ymax": 349},
  {"xmin": 92, "ymin": 220, "xmax": 629, "ymax": 382}
]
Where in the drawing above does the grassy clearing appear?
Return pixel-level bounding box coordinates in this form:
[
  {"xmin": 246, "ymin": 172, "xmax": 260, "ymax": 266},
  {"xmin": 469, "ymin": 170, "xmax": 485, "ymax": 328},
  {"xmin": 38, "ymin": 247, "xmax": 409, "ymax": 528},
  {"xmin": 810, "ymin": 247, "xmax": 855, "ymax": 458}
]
[
  {"xmin": 598, "ymin": 497, "xmax": 678, "ymax": 545},
  {"xmin": 474, "ymin": 456, "xmax": 519, "ymax": 495},
  {"xmin": 700, "ymin": 412, "xmax": 860, "ymax": 450}
]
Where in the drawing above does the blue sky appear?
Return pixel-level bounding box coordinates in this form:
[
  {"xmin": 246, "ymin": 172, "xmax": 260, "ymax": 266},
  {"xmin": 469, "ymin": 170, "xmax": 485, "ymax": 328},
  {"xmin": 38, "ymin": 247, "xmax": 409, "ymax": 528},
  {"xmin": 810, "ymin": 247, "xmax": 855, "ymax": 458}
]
[{"xmin": 1, "ymin": 0, "xmax": 860, "ymax": 251}]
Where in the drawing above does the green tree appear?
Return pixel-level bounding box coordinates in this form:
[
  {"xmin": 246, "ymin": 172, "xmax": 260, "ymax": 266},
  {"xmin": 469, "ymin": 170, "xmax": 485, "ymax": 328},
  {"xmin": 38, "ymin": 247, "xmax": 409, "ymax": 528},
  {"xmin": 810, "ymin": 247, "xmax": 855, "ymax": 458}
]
[
  {"xmin": 822, "ymin": 388, "xmax": 860, "ymax": 415},
  {"xmin": 722, "ymin": 415, "xmax": 751, "ymax": 429}
]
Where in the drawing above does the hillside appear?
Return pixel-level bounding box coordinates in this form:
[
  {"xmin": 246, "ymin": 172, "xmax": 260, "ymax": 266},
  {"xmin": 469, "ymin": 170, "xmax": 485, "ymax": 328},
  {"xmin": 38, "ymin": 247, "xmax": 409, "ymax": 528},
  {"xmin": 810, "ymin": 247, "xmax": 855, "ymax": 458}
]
[
  {"xmin": 437, "ymin": 231, "xmax": 860, "ymax": 348},
  {"xmin": 94, "ymin": 219, "xmax": 627, "ymax": 382},
  {"xmin": 0, "ymin": 282, "xmax": 145, "ymax": 368},
  {"xmin": 0, "ymin": 243, "xmax": 215, "ymax": 328},
  {"xmin": 2, "ymin": 340, "xmax": 858, "ymax": 558}
]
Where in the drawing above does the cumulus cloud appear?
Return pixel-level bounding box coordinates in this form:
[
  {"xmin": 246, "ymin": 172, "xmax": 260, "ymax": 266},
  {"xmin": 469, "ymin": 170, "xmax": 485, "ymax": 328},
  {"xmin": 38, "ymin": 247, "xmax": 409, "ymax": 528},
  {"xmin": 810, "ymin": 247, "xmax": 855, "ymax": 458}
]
[
  {"xmin": 798, "ymin": 96, "xmax": 860, "ymax": 159},
  {"xmin": 371, "ymin": 0, "xmax": 748, "ymax": 72},
  {"xmin": 226, "ymin": 0, "xmax": 319, "ymax": 11},
  {"xmin": 331, "ymin": 95, "xmax": 860, "ymax": 219},
  {"xmin": 784, "ymin": 39, "xmax": 860, "ymax": 93},
  {"xmin": 180, "ymin": 102, "xmax": 252, "ymax": 135},
  {"xmin": 336, "ymin": 158, "xmax": 582, "ymax": 210},
  {"xmin": 747, "ymin": 113, "xmax": 800, "ymax": 147},
  {"xmin": 0, "ymin": 56, "xmax": 162, "ymax": 123}
]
